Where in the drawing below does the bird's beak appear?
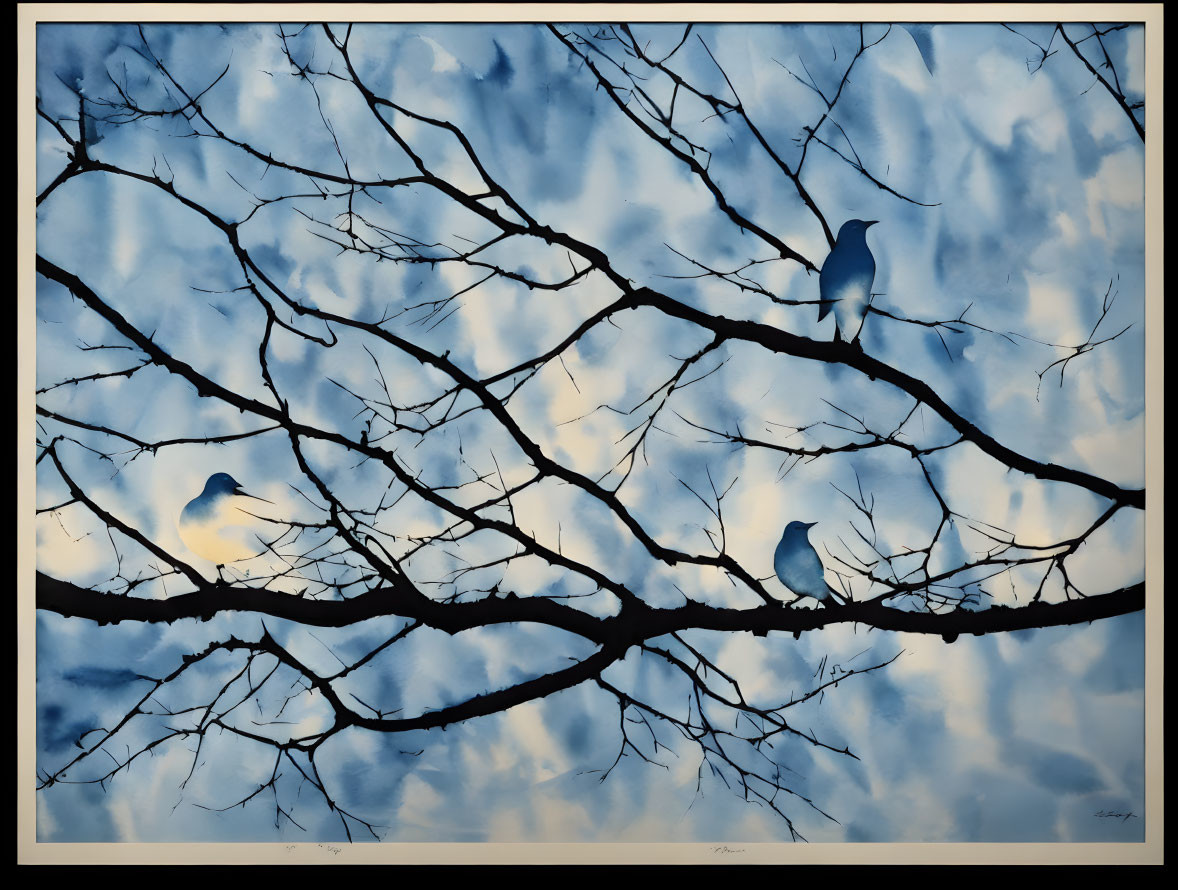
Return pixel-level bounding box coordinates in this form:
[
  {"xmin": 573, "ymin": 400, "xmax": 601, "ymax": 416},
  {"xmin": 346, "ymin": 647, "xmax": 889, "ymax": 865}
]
[
  {"xmin": 233, "ymin": 487, "xmax": 274, "ymax": 505},
  {"xmin": 864, "ymin": 220, "xmax": 879, "ymax": 228},
  {"xmin": 805, "ymin": 521, "xmax": 818, "ymax": 529}
]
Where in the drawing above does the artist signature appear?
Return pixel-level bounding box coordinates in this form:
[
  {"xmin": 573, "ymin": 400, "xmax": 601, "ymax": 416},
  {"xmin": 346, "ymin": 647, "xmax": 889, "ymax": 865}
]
[
  {"xmin": 284, "ymin": 844, "xmax": 343, "ymax": 854},
  {"xmin": 712, "ymin": 845, "xmax": 746, "ymax": 855},
  {"xmin": 1094, "ymin": 810, "xmax": 1138, "ymax": 822}
]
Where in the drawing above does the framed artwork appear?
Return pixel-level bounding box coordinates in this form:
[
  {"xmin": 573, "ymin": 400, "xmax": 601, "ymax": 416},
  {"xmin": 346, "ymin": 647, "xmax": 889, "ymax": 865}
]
[{"xmin": 19, "ymin": 2, "xmax": 1163, "ymax": 865}]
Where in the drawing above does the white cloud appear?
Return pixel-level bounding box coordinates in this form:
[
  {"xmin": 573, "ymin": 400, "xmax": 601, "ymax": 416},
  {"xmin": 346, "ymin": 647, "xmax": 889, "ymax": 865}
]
[
  {"xmin": 36, "ymin": 798, "xmax": 59, "ymax": 840},
  {"xmin": 1085, "ymin": 147, "xmax": 1145, "ymax": 237},
  {"xmin": 505, "ymin": 701, "xmax": 569, "ymax": 781}
]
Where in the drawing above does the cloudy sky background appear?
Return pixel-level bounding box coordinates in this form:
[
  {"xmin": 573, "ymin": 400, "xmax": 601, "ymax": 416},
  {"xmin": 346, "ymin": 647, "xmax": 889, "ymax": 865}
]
[{"xmin": 34, "ymin": 20, "xmax": 1147, "ymax": 843}]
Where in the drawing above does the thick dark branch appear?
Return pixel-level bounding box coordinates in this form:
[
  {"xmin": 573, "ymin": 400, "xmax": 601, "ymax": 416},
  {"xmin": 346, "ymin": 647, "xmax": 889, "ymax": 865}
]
[
  {"xmin": 37, "ymin": 570, "xmax": 610, "ymax": 637},
  {"xmin": 38, "ymin": 571, "xmax": 1144, "ymax": 642},
  {"xmin": 640, "ymin": 584, "xmax": 1144, "ymax": 641},
  {"xmin": 344, "ymin": 642, "xmax": 628, "ymax": 732},
  {"xmin": 630, "ymin": 287, "xmax": 1144, "ymax": 509}
]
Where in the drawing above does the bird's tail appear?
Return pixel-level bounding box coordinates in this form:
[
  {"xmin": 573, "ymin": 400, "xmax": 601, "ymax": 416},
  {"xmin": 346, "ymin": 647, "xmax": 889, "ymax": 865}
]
[{"xmin": 825, "ymin": 584, "xmax": 850, "ymax": 607}]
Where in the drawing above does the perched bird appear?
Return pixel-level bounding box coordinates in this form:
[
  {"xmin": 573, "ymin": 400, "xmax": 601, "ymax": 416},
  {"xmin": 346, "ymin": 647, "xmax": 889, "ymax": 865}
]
[
  {"xmin": 774, "ymin": 520, "xmax": 848, "ymax": 607},
  {"xmin": 178, "ymin": 472, "xmax": 274, "ymax": 566},
  {"xmin": 818, "ymin": 219, "xmax": 878, "ymax": 344}
]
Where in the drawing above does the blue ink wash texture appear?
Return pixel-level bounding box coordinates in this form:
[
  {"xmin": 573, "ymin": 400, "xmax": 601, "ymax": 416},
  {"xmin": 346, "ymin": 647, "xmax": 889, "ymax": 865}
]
[{"xmin": 34, "ymin": 21, "xmax": 1146, "ymax": 843}]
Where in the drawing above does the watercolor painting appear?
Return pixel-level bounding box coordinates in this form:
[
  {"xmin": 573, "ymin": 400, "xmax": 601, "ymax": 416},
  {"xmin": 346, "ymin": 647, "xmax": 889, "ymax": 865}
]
[{"xmin": 29, "ymin": 12, "xmax": 1156, "ymax": 856}]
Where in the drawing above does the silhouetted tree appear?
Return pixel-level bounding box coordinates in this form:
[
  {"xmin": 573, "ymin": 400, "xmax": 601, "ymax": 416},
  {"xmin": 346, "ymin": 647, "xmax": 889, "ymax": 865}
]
[{"xmin": 34, "ymin": 21, "xmax": 1147, "ymax": 842}]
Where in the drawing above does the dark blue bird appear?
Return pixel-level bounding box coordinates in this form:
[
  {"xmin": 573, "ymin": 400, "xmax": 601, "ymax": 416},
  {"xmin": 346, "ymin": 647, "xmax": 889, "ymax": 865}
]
[
  {"xmin": 179, "ymin": 472, "xmax": 274, "ymax": 565},
  {"xmin": 819, "ymin": 219, "xmax": 878, "ymax": 343},
  {"xmin": 774, "ymin": 521, "xmax": 848, "ymax": 607}
]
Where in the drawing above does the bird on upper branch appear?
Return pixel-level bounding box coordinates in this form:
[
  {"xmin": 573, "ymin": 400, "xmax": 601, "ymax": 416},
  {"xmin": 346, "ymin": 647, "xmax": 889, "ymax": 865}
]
[{"xmin": 818, "ymin": 219, "xmax": 879, "ymax": 344}]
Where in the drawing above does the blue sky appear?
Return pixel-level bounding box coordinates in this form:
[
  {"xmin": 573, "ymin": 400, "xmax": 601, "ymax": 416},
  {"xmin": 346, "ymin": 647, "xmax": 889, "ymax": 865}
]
[{"xmin": 34, "ymin": 20, "xmax": 1148, "ymax": 844}]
